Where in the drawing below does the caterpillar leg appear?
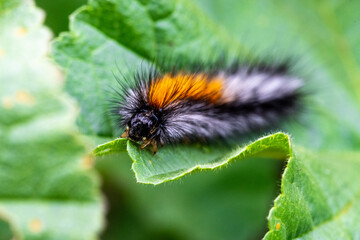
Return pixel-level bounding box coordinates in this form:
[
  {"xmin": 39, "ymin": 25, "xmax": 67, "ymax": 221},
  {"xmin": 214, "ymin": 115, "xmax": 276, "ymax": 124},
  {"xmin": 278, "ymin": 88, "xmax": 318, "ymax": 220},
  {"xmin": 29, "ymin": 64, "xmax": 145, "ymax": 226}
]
[
  {"xmin": 151, "ymin": 140, "xmax": 158, "ymax": 154},
  {"xmin": 140, "ymin": 139, "xmax": 158, "ymax": 155},
  {"xmin": 140, "ymin": 139, "xmax": 151, "ymax": 149},
  {"xmin": 121, "ymin": 126, "xmax": 129, "ymax": 138}
]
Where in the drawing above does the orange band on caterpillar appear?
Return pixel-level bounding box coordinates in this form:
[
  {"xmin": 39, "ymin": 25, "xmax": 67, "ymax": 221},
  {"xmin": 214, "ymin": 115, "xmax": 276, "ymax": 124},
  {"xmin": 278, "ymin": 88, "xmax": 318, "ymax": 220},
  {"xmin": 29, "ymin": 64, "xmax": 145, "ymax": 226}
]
[{"xmin": 148, "ymin": 73, "xmax": 224, "ymax": 108}]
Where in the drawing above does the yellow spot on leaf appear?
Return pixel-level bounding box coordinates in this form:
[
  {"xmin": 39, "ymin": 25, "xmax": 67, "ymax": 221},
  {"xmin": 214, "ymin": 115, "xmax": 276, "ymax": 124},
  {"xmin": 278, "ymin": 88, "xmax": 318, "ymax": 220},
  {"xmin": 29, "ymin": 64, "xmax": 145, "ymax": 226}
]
[
  {"xmin": 0, "ymin": 48, "xmax": 4, "ymax": 57},
  {"xmin": 82, "ymin": 155, "xmax": 94, "ymax": 170},
  {"xmin": 2, "ymin": 97, "xmax": 14, "ymax": 109},
  {"xmin": 29, "ymin": 219, "xmax": 43, "ymax": 233},
  {"xmin": 276, "ymin": 222, "xmax": 281, "ymax": 230},
  {"xmin": 14, "ymin": 27, "xmax": 27, "ymax": 37},
  {"xmin": 149, "ymin": 160, "xmax": 152, "ymax": 164},
  {"xmin": 16, "ymin": 90, "xmax": 35, "ymax": 105}
]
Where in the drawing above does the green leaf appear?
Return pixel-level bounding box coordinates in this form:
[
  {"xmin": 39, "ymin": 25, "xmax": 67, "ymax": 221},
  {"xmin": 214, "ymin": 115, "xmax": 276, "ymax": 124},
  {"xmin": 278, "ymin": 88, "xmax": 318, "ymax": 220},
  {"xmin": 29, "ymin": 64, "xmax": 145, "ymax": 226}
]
[
  {"xmin": 264, "ymin": 149, "xmax": 360, "ymax": 239},
  {"xmin": 93, "ymin": 138, "xmax": 127, "ymax": 157},
  {"xmin": 0, "ymin": 219, "xmax": 13, "ymax": 240},
  {"xmin": 95, "ymin": 136, "xmax": 360, "ymax": 239},
  {"xmin": 99, "ymin": 132, "xmax": 359, "ymax": 238},
  {"xmin": 94, "ymin": 132, "xmax": 289, "ymax": 184},
  {"xmin": 0, "ymin": 0, "xmax": 103, "ymax": 239}
]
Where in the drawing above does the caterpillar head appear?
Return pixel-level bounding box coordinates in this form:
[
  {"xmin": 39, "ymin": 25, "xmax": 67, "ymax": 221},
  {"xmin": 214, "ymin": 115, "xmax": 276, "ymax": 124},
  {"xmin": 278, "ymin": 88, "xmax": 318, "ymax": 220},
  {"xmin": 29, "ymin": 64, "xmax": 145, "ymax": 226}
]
[{"xmin": 122, "ymin": 110, "xmax": 159, "ymax": 142}]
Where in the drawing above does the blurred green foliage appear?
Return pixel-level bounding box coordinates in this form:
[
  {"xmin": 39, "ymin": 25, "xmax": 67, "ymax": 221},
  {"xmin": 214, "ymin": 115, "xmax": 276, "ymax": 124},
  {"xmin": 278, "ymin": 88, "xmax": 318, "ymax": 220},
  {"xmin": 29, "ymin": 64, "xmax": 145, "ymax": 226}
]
[
  {"xmin": 1, "ymin": 0, "xmax": 360, "ymax": 239},
  {"xmin": 0, "ymin": 0, "xmax": 103, "ymax": 238},
  {"xmin": 35, "ymin": 0, "xmax": 86, "ymax": 35}
]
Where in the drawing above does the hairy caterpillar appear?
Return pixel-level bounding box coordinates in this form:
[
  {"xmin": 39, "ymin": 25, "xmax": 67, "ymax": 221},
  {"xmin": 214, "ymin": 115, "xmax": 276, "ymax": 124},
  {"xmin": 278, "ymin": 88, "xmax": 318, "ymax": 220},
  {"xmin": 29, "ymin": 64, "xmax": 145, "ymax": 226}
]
[{"xmin": 111, "ymin": 60, "xmax": 303, "ymax": 153}]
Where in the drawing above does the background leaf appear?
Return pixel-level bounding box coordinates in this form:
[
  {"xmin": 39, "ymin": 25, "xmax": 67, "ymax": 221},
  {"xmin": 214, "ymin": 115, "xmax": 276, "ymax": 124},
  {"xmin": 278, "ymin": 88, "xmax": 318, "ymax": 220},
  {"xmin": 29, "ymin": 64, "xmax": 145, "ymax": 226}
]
[
  {"xmin": 0, "ymin": 0, "xmax": 103, "ymax": 238},
  {"xmin": 195, "ymin": 0, "xmax": 360, "ymax": 150},
  {"xmin": 35, "ymin": 0, "xmax": 86, "ymax": 35},
  {"xmin": 265, "ymin": 148, "xmax": 360, "ymax": 239}
]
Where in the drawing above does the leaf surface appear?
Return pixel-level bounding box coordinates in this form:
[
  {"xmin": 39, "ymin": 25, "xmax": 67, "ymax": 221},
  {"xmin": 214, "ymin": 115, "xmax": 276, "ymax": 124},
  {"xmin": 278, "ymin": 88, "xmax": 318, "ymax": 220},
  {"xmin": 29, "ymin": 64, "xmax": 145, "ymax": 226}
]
[
  {"xmin": 94, "ymin": 133, "xmax": 289, "ymax": 184},
  {"xmin": 264, "ymin": 149, "xmax": 360, "ymax": 239},
  {"xmin": 0, "ymin": 1, "xmax": 103, "ymax": 238}
]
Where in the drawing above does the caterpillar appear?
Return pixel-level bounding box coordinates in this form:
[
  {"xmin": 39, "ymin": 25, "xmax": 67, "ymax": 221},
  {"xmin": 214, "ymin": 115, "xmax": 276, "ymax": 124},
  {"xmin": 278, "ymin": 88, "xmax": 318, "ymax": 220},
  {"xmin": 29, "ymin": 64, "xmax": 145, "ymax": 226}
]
[{"xmin": 111, "ymin": 60, "xmax": 303, "ymax": 153}]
